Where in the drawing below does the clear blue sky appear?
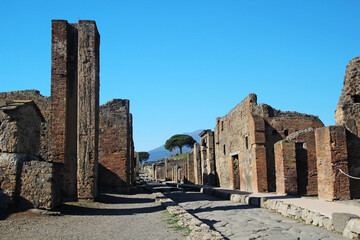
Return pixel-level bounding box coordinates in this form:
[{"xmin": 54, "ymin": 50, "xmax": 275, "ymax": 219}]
[{"xmin": 1, "ymin": 1, "xmax": 360, "ymax": 152}]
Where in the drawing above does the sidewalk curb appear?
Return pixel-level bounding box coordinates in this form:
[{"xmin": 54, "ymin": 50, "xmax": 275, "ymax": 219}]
[
  {"xmin": 144, "ymin": 181, "xmax": 224, "ymax": 240},
  {"xmin": 165, "ymin": 181, "xmax": 360, "ymax": 239},
  {"xmin": 203, "ymin": 187, "xmax": 360, "ymax": 240}
]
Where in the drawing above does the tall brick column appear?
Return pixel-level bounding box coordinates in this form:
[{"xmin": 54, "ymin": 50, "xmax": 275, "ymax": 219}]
[
  {"xmin": 315, "ymin": 126, "xmax": 350, "ymax": 201},
  {"xmin": 50, "ymin": 20, "xmax": 78, "ymax": 199},
  {"xmin": 193, "ymin": 143, "xmax": 202, "ymax": 185},
  {"xmin": 77, "ymin": 20, "xmax": 100, "ymax": 200},
  {"xmin": 275, "ymin": 140, "xmax": 297, "ymax": 195},
  {"xmin": 187, "ymin": 151, "xmax": 195, "ymax": 184}
]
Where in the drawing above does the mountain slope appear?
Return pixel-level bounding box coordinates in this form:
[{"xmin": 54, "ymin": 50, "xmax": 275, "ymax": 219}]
[{"xmin": 147, "ymin": 129, "xmax": 204, "ymax": 162}]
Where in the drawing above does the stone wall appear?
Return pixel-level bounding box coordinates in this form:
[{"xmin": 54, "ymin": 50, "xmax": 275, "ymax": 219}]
[
  {"xmin": 215, "ymin": 94, "xmax": 323, "ymax": 193},
  {"xmin": 0, "ymin": 90, "xmax": 50, "ymax": 160},
  {"xmin": 19, "ymin": 160, "xmax": 62, "ymax": 209},
  {"xmin": 335, "ymin": 56, "xmax": 360, "ymax": 199},
  {"xmin": 335, "ymin": 57, "xmax": 360, "ymax": 136},
  {"xmin": 99, "ymin": 99, "xmax": 135, "ymax": 191},
  {"xmin": 0, "ymin": 101, "xmax": 61, "ymax": 211},
  {"xmin": 200, "ymin": 130, "xmax": 217, "ymax": 186},
  {"xmin": 275, "ymin": 128, "xmax": 319, "ymax": 195}
]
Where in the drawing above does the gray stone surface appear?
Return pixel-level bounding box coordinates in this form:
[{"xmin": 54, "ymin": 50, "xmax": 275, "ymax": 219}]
[
  {"xmin": 343, "ymin": 218, "xmax": 360, "ymax": 239},
  {"xmin": 333, "ymin": 212, "xmax": 359, "ymax": 233},
  {"xmin": 166, "ymin": 191, "xmax": 346, "ymax": 240},
  {"xmin": 0, "ymin": 192, "xmax": 187, "ymax": 240}
]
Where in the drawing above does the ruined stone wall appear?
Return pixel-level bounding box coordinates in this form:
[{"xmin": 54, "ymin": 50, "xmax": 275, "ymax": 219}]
[
  {"xmin": 99, "ymin": 99, "xmax": 133, "ymax": 190},
  {"xmin": 0, "ymin": 101, "xmax": 61, "ymax": 211},
  {"xmin": 335, "ymin": 56, "xmax": 360, "ymax": 199},
  {"xmin": 215, "ymin": 94, "xmax": 255, "ymax": 188},
  {"xmin": 19, "ymin": 161, "xmax": 62, "ymax": 210},
  {"xmin": 335, "ymin": 57, "xmax": 360, "ymax": 136},
  {"xmin": 164, "ymin": 158, "xmax": 187, "ymax": 182},
  {"xmin": 280, "ymin": 128, "xmax": 319, "ymax": 195},
  {"xmin": 315, "ymin": 126, "xmax": 350, "ymax": 201},
  {"xmin": 154, "ymin": 163, "xmax": 165, "ymax": 180},
  {"xmin": 215, "ymin": 93, "xmax": 324, "ymax": 193},
  {"xmin": 200, "ymin": 130, "xmax": 217, "ymax": 186},
  {"xmin": 0, "ymin": 90, "xmax": 50, "ymax": 160},
  {"xmin": 262, "ymin": 115, "xmax": 324, "ymax": 192}
]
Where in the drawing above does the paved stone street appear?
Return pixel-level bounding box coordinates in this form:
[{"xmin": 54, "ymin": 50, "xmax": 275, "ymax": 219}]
[
  {"xmin": 0, "ymin": 191, "xmax": 187, "ymax": 240},
  {"xmin": 166, "ymin": 191, "xmax": 347, "ymax": 240}
]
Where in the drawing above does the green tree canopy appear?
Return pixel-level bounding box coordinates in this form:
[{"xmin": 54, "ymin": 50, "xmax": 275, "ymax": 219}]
[
  {"xmin": 138, "ymin": 152, "xmax": 150, "ymax": 164},
  {"xmin": 164, "ymin": 134, "xmax": 196, "ymax": 155}
]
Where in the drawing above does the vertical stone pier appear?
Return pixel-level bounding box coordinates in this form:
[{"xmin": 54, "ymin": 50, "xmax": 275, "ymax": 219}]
[
  {"xmin": 77, "ymin": 20, "xmax": 100, "ymax": 200},
  {"xmin": 315, "ymin": 126, "xmax": 350, "ymax": 201},
  {"xmin": 274, "ymin": 140, "xmax": 297, "ymax": 195},
  {"xmin": 50, "ymin": 20, "xmax": 78, "ymax": 199}
]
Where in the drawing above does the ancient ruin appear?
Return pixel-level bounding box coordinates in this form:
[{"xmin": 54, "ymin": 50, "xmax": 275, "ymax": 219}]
[
  {"xmin": 99, "ymin": 99, "xmax": 135, "ymax": 192},
  {"xmin": 0, "ymin": 19, "xmax": 136, "ymax": 212},
  {"xmin": 147, "ymin": 57, "xmax": 360, "ymax": 203}
]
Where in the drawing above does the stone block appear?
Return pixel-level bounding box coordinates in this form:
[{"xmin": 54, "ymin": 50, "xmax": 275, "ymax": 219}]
[
  {"xmin": 332, "ymin": 212, "xmax": 359, "ymax": 233},
  {"xmin": 343, "ymin": 218, "xmax": 360, "ymax": 239}
]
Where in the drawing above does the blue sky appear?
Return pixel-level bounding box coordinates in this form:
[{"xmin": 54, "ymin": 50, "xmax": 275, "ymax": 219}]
[{"xmin": 1, "ymin": 1, "xmax": 360, "ymax": 152}]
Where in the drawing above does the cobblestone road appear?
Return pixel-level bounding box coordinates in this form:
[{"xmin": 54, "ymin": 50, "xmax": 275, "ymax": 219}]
[{"xmin": 166, "ymin": 191, "xmax": 346, "ymax": 240}]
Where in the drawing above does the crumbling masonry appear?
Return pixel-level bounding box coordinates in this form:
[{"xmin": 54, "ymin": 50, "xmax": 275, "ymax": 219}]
[
  {"xmin": 0, "ymin": 19, "xmax": 136, "ymax": 212},
  {"xmin": 99, "ymin": 99, "xmax": 135, "ymax": 192},
  {"xmin": 148, "ymin": 57, "xmax": 360, "ymax": 202},
  {"xmin": 50, "ymin": 20, "xmax": 100, "ymax": 200}
]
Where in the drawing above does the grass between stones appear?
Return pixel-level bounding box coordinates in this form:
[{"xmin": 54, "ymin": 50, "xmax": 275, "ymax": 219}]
[{"xmin": 162, "ymin": 210, "xmax": 191, "ymax": 236}]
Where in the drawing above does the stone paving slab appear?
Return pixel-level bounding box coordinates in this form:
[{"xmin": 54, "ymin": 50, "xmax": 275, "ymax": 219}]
[{"xmin": 166, "ymin": 191, "xmax": 347, "ymax": 240}]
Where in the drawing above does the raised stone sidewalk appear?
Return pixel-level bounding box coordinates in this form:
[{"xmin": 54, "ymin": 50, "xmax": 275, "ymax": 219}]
[{"xmin": 165, "ymin": 181, "xmax": 360, "ymax": 239}]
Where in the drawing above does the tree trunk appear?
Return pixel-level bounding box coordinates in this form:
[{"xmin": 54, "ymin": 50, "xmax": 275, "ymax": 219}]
[{"xmin": 179, "ymin": 146, "xmax": 183, "ymax": 155}]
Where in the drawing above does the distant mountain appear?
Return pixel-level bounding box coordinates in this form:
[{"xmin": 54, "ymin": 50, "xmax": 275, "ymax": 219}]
[{"xmin": 147, "ymin": 129, "xmax": 204, "ymax": 162}]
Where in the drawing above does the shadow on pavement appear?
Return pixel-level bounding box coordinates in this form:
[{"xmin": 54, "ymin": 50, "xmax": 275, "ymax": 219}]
[{"xmin": 97, "ymin": 193, "xmax": 154, "ymax": 204}]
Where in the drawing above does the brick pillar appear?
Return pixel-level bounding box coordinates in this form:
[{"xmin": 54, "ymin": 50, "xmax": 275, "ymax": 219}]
[
  {"xmin": 50, "ymin": 20, "xmax": 78, "ymax": 199},
  {"xmin": 249, "ymin": 115, "xmax": 268, "ymax": 193},
  {"xmin": 315, "ymin": 126, "xmax": 350, "ymax": 201},
  {"xmin": 193, "ymin": 143, "xmax": 202, "ymax": 185},
  {"xmin": 77, "ymin": 20, "xmax": 100, "ymax": 200},
  {"xmin": 275, "ymin": 140, "xmax": 297, "ymax": 195},
  {"xmin": 187, "ymin": 151, "xmax": 195, "ymax": 184}
]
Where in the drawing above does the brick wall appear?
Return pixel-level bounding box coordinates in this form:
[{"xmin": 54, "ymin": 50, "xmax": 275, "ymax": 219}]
[
  {"xmin": 99, "ymin": 99, "xmax": 133, "ymax": 190},
  {"xmin": 275, "ymin": 140, "xmax": 297, "ymax": 194},
  {"xmin": 315, "ymin": 126, "xmax": 350, "ymax": 201},
  {"xmin": 215, "ymin": 93, "xmax": 323, "ymax": 193}
]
